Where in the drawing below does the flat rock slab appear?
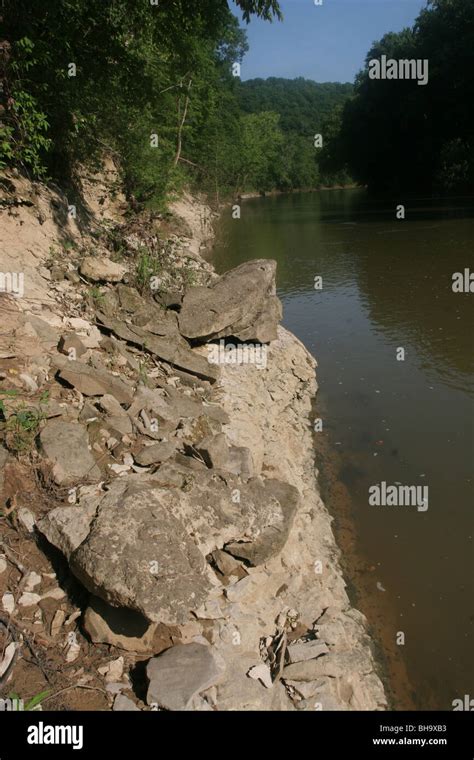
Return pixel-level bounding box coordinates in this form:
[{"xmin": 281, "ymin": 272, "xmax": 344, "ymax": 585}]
[
  {"xmin": 146, "ymin": 643, "xmax": 225, "ymax": 710},
  {"xmin": 178, "ymin": 259, "xmax": 282, "ymax": 343},
  {"xmin": 287, "ymin": 641, "xmax": 330, "ymax": 664},
  {"xmin": 80, "ymin": 257, "xmax": 127, "ymax": 283},
  {"xmin": 53, "ymin": 355, "xmax": 134, "ymax": 404},
  {"xmin": 39, "ymin": 421, "xmax": 101, "ymax": 485},
  {"xmin": 282, "ymin": 651, "xmax": 374, "ymax": 682},
  {"xmin": 96, "ymin": 311, "xmax": 219, "ymax": 383}
]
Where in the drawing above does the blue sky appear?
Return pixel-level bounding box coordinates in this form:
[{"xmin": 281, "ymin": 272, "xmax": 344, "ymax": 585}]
[{"xmin": 230, "ymin": 0, "xmax": 428, "ymax": 83}]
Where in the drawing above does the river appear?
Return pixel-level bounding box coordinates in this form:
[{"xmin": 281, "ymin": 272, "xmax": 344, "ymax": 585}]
[{"xmin": 212, "ymin": 188, "xmax": 474, "ymax": 710}]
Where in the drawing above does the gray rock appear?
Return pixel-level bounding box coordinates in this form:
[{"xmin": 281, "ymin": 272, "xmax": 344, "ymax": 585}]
[
  {"xmin": 64, "ymin": 270, "xmax": 80, "ymax": 284},
  {"xmin": 23, "ymin": 315, "xmax": 59, "ymax": 349},
  {"xmin": 116, "ymin": 284, "xmax": 146, "ymax": 314},
  {"xmin": 178, "ymin": 260, "xmax": 282, "ymax": 343},
  {"xmin": 38, "ymin": 491, "xmax": 103, "ymax": 558},
  {"xmin": 134, "ymin": 442, "xmax": 176, "ymax": 466},
  {"xmin": 157, "ymin": 291, "xmax": 183, "ymax": 310},
  {"xmin": 96, "ymin": 311, "xmax": 219, "ymax": 383},
  {"xmin": 17, "ymin": 507, "xmax": 36, "ymax": 533},
  {"xmin": 146, "ymin": 643, "xmax": 225, "ymax": 710},
  {"xmin": 50, "ymin": 266, "xmax": 66, "ymax": 281},
  {"xmin": 84, "ymin": 595, "xmax": 157, "ymax": 653},
  {"xmin": 196, "ymin": 433, "xmax": 254, "ymax": 479},
  {"xmin": 53, "ymin": 356, "xmax": 134, "ymax": 404},
  {"xmin": 40, "ymin": 471, "xmax": 298, "ymax": 624},
  {"xmin": 282, "ymin": 651, "xmax": 374, "ymax": 682},
  {"xmin": 211, "ymin": 550, "xmax": 243, "ymax": 578},
  {"xmin": 69, "ymin": 482, "xmax": 211, "ymax": 624},
  {"xmin": 80, "ymin": 257, "xmax": 127, "ymax": 283},
  {"xmin": 287, "ymin": 641, "xmax": 330, "ymax": 664},
  {"xmin": 39, "ymin": 421, "xmax": 102, "ymax": 485},
  {"xmin": 97, "ymin": 394, "xmax": 133, "ymax": 435},
  {"xmin": 113, "ymin": 694, "xmax": 140, "ymax": 712},
  {"xmin": 225, "ymin": 479, "xmax": 299, "ymax": 566}
]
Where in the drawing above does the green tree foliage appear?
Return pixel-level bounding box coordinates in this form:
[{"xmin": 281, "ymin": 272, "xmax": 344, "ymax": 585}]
[
  {"xmin": 328, "ymin": 0, "xmax": 474, "ymax": 193},
  {"xmin": 240, "ymin": 111, "xmax": 284, "ymax": 190},
  {"xmin": 0, "ymin": 0, "xmax": 283, "ymax": 203},
  {"xmin": 237, "ymin": 77, "xmax": 353, "ymax": 189}
]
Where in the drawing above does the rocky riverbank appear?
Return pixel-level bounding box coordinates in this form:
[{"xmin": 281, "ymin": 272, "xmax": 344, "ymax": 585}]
[{"xmin": 0, "ymin": 170, "xmax": 386, "ymax": 711}]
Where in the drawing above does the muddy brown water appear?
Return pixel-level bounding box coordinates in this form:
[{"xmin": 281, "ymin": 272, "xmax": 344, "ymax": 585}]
[{"xmin": 212, "ymin": 189, "xmax": 474, "ymax": 710}]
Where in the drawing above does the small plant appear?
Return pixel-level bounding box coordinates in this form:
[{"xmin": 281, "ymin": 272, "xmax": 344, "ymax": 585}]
[
  {"xmin": 183, "ymin": 267, "xmax": 197, "ymax": 287},
  {"xmin": 135, "ymin": 248, "xmax": 161, "ymax": 294},
  {"xmin": 88, "ymin": 286, "xmax": 105, "ymax": 303},
  {"xmin": 8, "ymin": 690, "xmax": 50, "ymax": 711},
  {"xmin": 2, "ymin": 398, "xmax": 47, "ymax": 453},
  {"xmin": 137, "ymin": 359, "xmax": 150, "ymax": 387}
]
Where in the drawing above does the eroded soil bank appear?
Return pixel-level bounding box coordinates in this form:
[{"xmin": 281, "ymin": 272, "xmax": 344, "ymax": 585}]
[{"xmin": 0, "ymin": 170, "xmax": 386, "ymax": 711}]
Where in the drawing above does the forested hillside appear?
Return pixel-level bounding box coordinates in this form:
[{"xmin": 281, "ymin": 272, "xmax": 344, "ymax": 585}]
[{"xmin": 237, "ymin": 78, "xmax": 353, "ymax": 188}]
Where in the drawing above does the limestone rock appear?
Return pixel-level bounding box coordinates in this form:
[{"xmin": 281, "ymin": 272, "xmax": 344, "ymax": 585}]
[
  {"xmin": 113, "ymin": 694, "xmax": 140, "ymax": 712},
  {"xmin": 39, "ymin": 471, "xmax": 298, "ymax": 624},
  {"xmin": 134, "ymin": 442, "xmax": 176, "ymax": 466},
  {"xmin": 80, "ymin": 257, "xmax": 127, "ymax": 283},
  {"xmin": 282, "ymin": 651, "xmax": 374, "ymax": 682},
  {"xmin": 224, "ymin": 479, "xmax": 300, "ymax": 566},
  {"xmin": 53, "ymin": 356, "xmax": 134, "ymax": 404},
  {"xmin": 39, "ymin": 421, "xmax": 102, "ymax": 485},
  {"xmin": 96, "ymin": 311, "xmax": 219, "ymax": 382},
  {"xmin": 69, "ymin": 483, "xmax": 211, "ymax": 624},
  {"xmin": 97, "ymin": 394, "xmax": 133, "ymax": 435},
  {"xmin": 287, "ymin": 641, "xmax": 330, "ymax": 664},
  {"xmin": 196, "ymin": 433, "xmax": 254, "ymax": 479},
  {"xmin": 146, "ymin": 643, "xmax": 225, "ymax": 711},
  {"xmin": 178, "ymin": 260, "xmax": 282, "ymax": 343}
]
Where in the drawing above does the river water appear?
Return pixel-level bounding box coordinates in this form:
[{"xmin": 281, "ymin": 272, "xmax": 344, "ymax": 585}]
[{"xmin": 212, "ymin": 189, "xmax": 474, "ymax": 710}]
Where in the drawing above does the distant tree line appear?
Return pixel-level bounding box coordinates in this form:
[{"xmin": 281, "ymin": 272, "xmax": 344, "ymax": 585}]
[{"xmin": 322, "ymin": 0, "xmax": 474, "ymax": 194}]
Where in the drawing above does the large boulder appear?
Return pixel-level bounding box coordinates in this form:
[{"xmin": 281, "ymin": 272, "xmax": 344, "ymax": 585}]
[
  {"xmin": 178, "ymin": 260, "xmax": 282, "ymax": 343},
  {"xmin": 37, "ymin": 469, "xmax": 299, "ymax": 624}
]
